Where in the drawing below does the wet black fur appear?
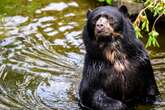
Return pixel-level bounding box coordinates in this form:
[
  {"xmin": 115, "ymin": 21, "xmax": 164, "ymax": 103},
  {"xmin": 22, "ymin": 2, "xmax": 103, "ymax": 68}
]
[{"xmin": 79, "ymin": 6, "xmax": 160, "ymax": 110}]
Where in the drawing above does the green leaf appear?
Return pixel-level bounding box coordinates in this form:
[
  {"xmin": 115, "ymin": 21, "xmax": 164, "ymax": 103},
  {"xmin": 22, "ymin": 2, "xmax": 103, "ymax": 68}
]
[
  {"xmin": 134, "ymin": 25, "xmax": 143, "ymax": 38},
  {"xmin": 142, "ymin": 21, "xmax": 146, "ymax": 30},
  {"xmin": 144, "ymin": 0, "xmax": 151, "ymax": 5},
  {"xmin": 155, "ymin": 40, "xmax": 160, "ymax": 47},
  {"xmin": 146, "ymin": 30, "xmax": 160, "ymax": 48},
  {"xmin": 151, "ymin": 30, "xmax": 159, "ymax": 37},
  {"xmin": 152, "ymin": 37, "xmax": 160, "ymax": 47},
  {"xmin": 97, "ymin": 0, "xmax": 105, "ymax": 2},
  {"xmin": 146, "ymin": 20, "xmax": 149, "ymax": 32},
  {"xmin": 145, "ymin": 36, "xmax": 152, "ymax": 48},
  {"xmin": 152, "ymin": 37, "xmax": 156, "ymax": 47},
  {"xmin": 106, "ymin": 0, "xmax": 113, "ymax": 4},
  {"xmin": 141, "ymin": 15, "xmax": 149, "ymax": 32}
]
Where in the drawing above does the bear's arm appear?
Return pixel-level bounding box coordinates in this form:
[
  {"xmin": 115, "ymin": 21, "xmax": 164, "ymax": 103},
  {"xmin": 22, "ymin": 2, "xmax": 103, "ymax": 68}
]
[{"xmin": 144, "ymin": 57, "xmax": 161, "ymax": 103}]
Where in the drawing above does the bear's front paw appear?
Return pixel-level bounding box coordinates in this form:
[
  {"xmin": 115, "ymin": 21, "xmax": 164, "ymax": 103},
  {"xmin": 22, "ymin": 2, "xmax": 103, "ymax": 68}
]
[{"xmin": 104, "ymin": 101, "xmax": 128, "ymax": 110}]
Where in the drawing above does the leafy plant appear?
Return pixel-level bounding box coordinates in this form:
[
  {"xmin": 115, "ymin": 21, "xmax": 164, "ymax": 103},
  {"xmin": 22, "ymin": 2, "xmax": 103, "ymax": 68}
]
[
  {"xmin": 133, "ymin": 0, "xmax": 165, "ymax": 48},
  {"xmin": 97, "ymin": 0, "xmax": 113, "ymax": 5}
]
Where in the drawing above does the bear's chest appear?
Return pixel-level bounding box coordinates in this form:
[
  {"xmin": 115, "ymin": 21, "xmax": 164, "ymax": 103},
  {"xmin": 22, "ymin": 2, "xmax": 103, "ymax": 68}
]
[
  {"xmin": 113, "ymin": 59, "xmax": 129, "ymax": 73},
  {"xmin": 101, "ymin": 60, "xmax": 145, "ymax": 100}
]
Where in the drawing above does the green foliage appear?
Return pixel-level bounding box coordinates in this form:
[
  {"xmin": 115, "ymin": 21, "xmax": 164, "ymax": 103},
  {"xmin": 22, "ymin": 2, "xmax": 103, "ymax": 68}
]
[
  {"xmin": 133, "ymin": 24, "xmax": 143, "ymax": 38},
  {"xmin": 146, "ymin": 30, "xmax": 160, "ymax": 47},
  {"xmin": 97, "ymin": 0, "xmax": 113, "ymax": 5},
  {"xmin": 133, "ymin": 0, "xmax": 165, "ymax": 48}
]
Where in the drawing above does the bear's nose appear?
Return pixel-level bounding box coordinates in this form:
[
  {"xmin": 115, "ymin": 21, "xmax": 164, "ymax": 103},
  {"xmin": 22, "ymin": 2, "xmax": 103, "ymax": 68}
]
[{"xmin": 96, "ymin": 23, "xmax": 104, "ymax": 31}]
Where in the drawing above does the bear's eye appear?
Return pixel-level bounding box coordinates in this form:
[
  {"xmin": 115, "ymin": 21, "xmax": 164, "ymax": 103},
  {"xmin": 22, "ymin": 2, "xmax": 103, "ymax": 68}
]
[
  {"xmin": 100, "ymin": 15, "xmax": 113, "ymax": 25},
  {"xmin": 109, "ymin": 18, "xmax": 114, "ymax": 25},
  {"xmin": 113, "ymin": 20, "xmax": 123, "ymax": 32},
  {"xmin": 93, "ymin": 15, "xmax": 101, "ymax": 21},
  {"xmin": 102, "ymin": 14, "xmax": 109, "ymax": 18},
  {"xmin": 91, "ymin": 15, "xmax": 102, "ymax": 25}
]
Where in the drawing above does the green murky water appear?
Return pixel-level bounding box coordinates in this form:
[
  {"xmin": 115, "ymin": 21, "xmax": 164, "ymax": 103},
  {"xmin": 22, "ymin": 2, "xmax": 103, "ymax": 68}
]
[{"xmin": 0, "ymin": 0, "xmax": 164, "ymax": 110}]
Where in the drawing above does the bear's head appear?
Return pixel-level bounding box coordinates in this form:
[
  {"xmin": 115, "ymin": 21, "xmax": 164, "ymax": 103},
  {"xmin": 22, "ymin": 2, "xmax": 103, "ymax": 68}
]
[{"xmin": 86, "ymin": 6, "xmax": 128, "ymax": 42}]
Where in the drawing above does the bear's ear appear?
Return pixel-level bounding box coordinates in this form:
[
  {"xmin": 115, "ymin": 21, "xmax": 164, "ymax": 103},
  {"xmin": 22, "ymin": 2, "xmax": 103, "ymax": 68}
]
[
  {"xmin": 119, "ymin": 5, "xmax": 129, "ymax": 17},
  {"xmin": 87, "ymin": 9, "xmax": 92, "ymax": 18}
]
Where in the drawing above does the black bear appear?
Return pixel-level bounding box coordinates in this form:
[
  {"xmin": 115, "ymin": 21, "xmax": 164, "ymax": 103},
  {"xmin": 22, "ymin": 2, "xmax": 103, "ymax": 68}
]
[{"xmin": 79, "ymin": 6, "xmax": 160, "ymax": 110}]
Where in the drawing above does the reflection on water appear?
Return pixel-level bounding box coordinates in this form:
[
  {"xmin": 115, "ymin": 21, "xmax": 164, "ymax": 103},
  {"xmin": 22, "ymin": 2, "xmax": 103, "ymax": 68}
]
[{"xmin": 0, "ymin": 0, "xmax": 164, "ymax": 110}]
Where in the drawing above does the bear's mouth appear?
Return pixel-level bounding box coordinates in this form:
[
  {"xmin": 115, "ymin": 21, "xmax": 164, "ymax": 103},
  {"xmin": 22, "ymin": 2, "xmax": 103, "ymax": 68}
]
[
  {"xmin": 95, "ymin": 30, "xmax": 112, "ymax": 37},
  {"xmin": 95, "ymin": 31, "xmax": 122, "ymax": 42}
]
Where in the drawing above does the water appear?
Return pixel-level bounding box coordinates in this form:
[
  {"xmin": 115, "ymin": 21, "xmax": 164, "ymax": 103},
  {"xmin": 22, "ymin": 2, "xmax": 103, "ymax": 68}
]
[{"xmin": 0, "ymin": 0, "xmax": 164, "ymax": 110}]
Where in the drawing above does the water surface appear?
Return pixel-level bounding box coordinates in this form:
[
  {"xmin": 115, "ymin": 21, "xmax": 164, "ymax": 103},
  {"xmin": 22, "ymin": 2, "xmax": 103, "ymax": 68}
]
[{"xmin": 0, "ymin": 0, "xmax": 164, "ymax": 110}]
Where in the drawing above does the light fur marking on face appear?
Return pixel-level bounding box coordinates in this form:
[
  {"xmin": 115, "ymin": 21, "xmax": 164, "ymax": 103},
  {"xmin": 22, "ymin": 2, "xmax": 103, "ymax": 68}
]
[{"xmin": 95, "ymin": 17, "xmax": 114, "ymax": 37}]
